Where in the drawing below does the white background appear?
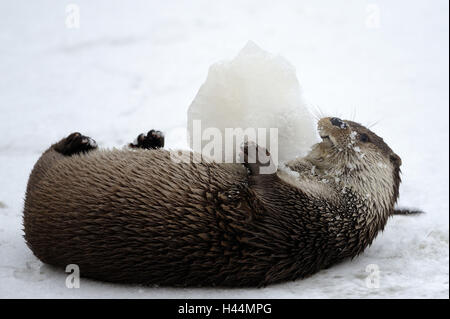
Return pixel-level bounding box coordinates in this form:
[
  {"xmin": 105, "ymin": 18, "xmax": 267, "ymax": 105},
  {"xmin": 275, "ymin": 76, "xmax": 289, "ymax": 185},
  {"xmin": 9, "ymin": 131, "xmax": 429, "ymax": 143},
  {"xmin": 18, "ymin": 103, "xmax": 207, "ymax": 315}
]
[{"xmin": 0, "ymin": 0, "xmax": 448, "ymax": 298}]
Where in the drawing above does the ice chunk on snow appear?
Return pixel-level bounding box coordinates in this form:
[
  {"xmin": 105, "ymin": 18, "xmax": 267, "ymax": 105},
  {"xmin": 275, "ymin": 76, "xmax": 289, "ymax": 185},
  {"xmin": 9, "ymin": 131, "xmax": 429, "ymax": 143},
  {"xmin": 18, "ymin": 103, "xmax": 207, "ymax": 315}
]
[{"xmin": 187, "ymin": 41, "xmax": 319, "ymax": 162}]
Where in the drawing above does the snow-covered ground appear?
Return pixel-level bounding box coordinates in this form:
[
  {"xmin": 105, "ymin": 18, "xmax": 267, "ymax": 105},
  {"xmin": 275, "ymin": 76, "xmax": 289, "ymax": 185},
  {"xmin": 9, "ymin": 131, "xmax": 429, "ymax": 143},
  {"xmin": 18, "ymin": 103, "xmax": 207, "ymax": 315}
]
[{"xmin": 0, "ymin": 0, "xmax": 448, "ymax": 298}]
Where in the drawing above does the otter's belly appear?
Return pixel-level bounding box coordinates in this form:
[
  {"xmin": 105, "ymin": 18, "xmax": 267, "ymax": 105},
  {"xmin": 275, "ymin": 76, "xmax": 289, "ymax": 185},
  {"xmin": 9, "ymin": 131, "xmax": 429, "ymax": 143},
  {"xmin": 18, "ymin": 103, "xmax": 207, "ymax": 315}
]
[{"xmin": 23, "ymin": 149, "xmax": 250, "ymax": 285}]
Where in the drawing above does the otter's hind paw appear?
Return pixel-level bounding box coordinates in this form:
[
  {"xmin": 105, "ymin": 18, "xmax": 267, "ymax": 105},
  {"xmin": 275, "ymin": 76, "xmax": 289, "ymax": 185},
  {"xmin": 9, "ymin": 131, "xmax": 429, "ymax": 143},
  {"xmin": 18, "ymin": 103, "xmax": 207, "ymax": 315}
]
[
  {"xmin": 129, "ymin": 130, "xmax": 164, "ymax": 149},
  {"xmin": 54, "ymin": 132, "xmax": 98, "ymax": 156}
]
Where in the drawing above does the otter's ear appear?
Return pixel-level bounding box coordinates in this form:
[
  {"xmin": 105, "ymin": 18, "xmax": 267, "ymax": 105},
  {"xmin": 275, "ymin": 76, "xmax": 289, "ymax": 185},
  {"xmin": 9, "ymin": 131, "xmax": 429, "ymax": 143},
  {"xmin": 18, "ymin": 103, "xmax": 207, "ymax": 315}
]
[{"xmin": 390, "ymin": 154, "xmax": 402, "ymax": 167}]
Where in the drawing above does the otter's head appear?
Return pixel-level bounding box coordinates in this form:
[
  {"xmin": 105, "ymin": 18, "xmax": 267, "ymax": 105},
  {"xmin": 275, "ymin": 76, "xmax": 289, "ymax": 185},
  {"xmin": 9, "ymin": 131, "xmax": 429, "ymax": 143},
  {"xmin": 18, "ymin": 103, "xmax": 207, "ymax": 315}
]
[{"xmin": 315, "ymin": 117, "xmax": 402, "ymax": 213}]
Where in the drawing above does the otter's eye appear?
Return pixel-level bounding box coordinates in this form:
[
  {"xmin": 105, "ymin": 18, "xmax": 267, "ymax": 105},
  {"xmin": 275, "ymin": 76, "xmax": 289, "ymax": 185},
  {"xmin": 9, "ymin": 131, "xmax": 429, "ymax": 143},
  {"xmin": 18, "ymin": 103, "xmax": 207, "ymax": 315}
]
[{"xmin": 359, "ymin": 133, "xmax": 370, "ymax": 143}]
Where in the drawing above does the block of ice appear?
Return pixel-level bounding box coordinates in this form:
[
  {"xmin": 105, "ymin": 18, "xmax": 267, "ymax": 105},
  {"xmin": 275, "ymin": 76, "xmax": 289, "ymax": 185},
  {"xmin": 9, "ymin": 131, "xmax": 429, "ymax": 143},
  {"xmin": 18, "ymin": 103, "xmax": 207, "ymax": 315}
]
[{"xmin": 187, "ymin": 41, "xmax": 319, "ymax": 162}]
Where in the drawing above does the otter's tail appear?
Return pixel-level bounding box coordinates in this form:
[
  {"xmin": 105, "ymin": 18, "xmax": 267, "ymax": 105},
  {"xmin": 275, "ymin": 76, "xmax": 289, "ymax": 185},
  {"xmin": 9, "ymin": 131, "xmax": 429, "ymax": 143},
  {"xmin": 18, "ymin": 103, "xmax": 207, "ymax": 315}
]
[{"xmin": 392, "ymin": 208, "xmax": 424, "ymax": 216}]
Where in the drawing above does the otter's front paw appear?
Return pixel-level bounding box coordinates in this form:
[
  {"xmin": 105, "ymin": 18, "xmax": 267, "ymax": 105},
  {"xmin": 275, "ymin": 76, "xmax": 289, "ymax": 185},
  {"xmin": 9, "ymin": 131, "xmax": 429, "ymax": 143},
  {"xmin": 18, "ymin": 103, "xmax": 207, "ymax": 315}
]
[
  {"xmin": 129, "ymin": 130, "xmax": 164, "ymax": 149},
  {"xmin": 240, "ymin": 142, "xmax": 276, "ymax": 175},
  {"xmin": 54, "ymin": 132, "xmax": 98, "ymax": 156}
]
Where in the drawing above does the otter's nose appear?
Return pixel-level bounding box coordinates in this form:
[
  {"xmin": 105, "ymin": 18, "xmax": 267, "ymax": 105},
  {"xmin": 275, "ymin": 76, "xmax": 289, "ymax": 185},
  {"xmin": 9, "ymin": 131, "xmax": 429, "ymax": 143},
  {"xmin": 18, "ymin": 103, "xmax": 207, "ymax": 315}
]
[{"xmin": 330, "ymin": 117, "xmax": 347, "ymax": 128}]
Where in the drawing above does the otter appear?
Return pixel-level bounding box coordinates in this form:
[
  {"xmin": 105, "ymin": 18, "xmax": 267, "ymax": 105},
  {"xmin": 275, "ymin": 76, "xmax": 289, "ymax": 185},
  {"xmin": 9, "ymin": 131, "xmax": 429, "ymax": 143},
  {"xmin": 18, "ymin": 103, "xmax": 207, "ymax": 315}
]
[{"xmin": 23, "ymin": 117, "xmax": 412, "ymax": 287}]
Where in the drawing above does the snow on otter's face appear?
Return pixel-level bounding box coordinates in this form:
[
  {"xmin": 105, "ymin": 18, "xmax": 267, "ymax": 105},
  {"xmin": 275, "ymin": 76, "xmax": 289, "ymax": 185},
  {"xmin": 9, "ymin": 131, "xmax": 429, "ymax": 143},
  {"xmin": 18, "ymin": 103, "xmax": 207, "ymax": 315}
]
[
  {"xmin": 316, "ymin": 117, "xmax": 402, "ymax": 211},
  {"xmin": 317, "ymin": 117, "xmax": 401, "ymax": 167},
  {"xmin": 187, "ymin": 41, "xmax": 319, "ymax": 163}
]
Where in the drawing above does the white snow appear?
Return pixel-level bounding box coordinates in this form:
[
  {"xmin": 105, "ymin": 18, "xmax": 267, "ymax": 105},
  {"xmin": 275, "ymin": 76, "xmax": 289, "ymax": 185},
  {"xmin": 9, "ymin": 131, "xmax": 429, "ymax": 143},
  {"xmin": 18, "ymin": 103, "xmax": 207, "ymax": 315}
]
[
  {"xmin": 187, "ymin": 41, "xmax": 318, "ymax": 162},
  {"xmin": 0, "ymin": 0, "xmax": 448, "ymax": 298}
]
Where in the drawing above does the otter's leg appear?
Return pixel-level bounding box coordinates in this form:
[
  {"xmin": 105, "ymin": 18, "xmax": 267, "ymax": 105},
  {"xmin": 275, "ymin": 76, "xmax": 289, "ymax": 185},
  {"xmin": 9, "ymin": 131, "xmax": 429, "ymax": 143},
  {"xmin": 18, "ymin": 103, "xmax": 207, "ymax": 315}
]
[
  {"xmin": 26, "ymin": 133, "xmax": 98, "ymax": 194},
  {"xmin": 53, "ymin": 132, "xmax": 98, "ymax": 156},
  {"xmin": 129, "ymin": 129, "xmax": 164, "ymax": 149},
  {"xmin": 239, "ymin": 142, "xmax": 280, "ymax": 224}
]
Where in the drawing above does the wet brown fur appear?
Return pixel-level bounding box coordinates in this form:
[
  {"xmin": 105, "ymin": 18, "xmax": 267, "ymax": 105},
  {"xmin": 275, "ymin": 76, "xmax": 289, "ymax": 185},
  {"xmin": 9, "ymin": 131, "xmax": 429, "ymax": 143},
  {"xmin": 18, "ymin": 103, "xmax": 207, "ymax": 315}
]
[{"xmin": 23, "ymin": 118, "xmax": 402, "ymax": 287}]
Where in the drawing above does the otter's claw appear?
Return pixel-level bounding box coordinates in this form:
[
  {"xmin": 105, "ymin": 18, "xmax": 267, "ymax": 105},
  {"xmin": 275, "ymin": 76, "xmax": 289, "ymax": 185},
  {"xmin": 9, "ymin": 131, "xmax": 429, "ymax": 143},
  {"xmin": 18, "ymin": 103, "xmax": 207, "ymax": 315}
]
[
  {"xmin": 240, "ymin": 142, "xmax": 275, "ymax": 175},
  {"xmin": 129, "ymin": 129, "xmax": 164, "ymax": 150},
  {"xmin": 54, "ymin": 132, "xmax": 98, "ymax": 156}
]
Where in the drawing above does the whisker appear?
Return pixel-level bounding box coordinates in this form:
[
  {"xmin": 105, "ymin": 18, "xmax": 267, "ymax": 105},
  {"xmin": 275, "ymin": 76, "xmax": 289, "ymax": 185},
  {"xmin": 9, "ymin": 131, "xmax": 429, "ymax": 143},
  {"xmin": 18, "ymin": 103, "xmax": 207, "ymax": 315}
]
[
  {"xmin": 367, "ymin": 118, "xmax": 382, "ymax": 129},
  {"xmin": 310, "ymin": 104, "xmax": 325, "ymax": 121},
  {"xmin": 351, "ymin": 107, "xmax": 357, "ymax": 121}
]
